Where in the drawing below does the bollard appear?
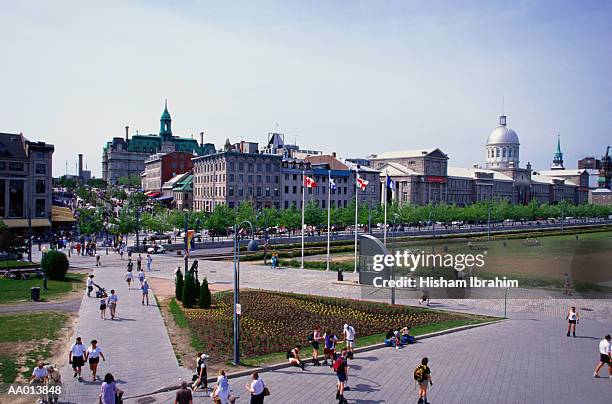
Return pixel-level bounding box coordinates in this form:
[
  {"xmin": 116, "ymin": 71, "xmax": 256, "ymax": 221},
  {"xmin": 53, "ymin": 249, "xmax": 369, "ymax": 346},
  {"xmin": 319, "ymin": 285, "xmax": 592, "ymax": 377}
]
[
  {"xmin": 106, "ymin": 247, "xmax": 109, "ymax": 255},
  {"xmin": 337, "ymin": 269, "xmax": 344, "ymax": 282}
]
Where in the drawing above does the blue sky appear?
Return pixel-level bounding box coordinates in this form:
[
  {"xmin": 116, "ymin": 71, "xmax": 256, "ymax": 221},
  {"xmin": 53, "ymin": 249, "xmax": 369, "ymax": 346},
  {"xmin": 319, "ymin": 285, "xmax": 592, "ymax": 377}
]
[{"xmin": 1, "ymin": 0, "xmax": 611, "ymax": 176}]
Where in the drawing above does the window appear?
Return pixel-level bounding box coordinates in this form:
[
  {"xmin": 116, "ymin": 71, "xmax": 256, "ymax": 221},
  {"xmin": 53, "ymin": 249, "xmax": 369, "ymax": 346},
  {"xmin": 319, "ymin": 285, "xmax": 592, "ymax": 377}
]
[
  {"xmin": 9, "ymin": 162, "xmax": 23, "ymax": 171},
  {"xmin": 229, "ymin": 162, "xmax": 235, "ymax": 171},
  {"xmin": 285, "ymin": 186, "xmax": 289, "ymax": 193},
  {"xmin": 265, "ymin": 187, "xmax": 270, "ymax": 197},
  {"xmin": 292, "ymin": 186, "xmax": 297, "ymax": 194},
  {"xmin": 229, "ymin": 173, "xmax": 234, "ymax": 182},
  {"xmin": 0, "ymin": 162, "xmax": 5, "ymax": 170},
  {"xmin": 248, "ymin": 163, "xmax": 254, "ymax": 172},
  {"xmin": 238, "ymin": 162, "xmax": 244, "ymax": 171},
  {"xmin": 9, "ymin": 180, "xmax": 24, "ymax": 217},
  {"xmin": 228, "ymin": 187, "xmax": 234, "ymax": 197},
  {"xmin": 257, "ymin": 175, "xmax": 262, "ymax": 183},
  {"xmin": 257, "ymin": 187, "xmax": 262, "ymax": 197},
  {"xmin": 36, "ymin": 180, "xmax": 46, "ymax": 194},
  {"xmin": 35, "ymin": 199, "xmax": 46, "ymax": 217},
  {"xmin": 36, "ymin": 152, "xmax": 45, "ymax": 159},
  {"xmin": 35, "ymin": 163, "xmax": 46, "ymax": 174},
  {"xmin": 238, "ymin": 189, "xmax": 244, "ymax": 197}
]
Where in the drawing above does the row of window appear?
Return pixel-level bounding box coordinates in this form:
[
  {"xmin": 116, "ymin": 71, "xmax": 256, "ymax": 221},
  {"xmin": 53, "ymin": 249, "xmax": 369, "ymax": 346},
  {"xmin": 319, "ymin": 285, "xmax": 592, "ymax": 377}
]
[
  {"xmin": 488, "ymin": 147, "xmax": 518, "ymax": 159},
  {"xmin": 0, "ymin": 179, "xmax": 46, "ymax": 218}
]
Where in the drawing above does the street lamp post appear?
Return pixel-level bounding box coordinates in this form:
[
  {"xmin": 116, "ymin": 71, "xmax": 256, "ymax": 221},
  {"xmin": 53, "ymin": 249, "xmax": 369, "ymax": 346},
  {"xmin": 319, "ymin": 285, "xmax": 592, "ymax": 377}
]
[
  {"xmin": 233, "ymin": 220, "xmax": 258, "ymax": 366},
  {"xmin": 184, "ymin": 210, "xmax": 189, "ymax": 276},
  {"xmin": 391, "ymin": 213, "xmax": 399, "ymax": 305},
  {"xmin": 135, "ymin": 208, "xmax": 141, "ymax": 253}
]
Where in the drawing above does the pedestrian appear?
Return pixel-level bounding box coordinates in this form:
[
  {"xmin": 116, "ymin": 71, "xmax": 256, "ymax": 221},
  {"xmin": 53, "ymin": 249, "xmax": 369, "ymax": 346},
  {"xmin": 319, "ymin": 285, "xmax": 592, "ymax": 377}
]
[
  {"xmin": 309, "ymin": 325, "xmax": 323, "ymax": 366},
  {"xmin": 212, "ymin": 369, "xmax": 236, "ymax": 404},
  {"xmin": 414, "ymin": 357, "xmax": 432, "ymax": 404},
  {"xmin": 69, "ymin": 337, "xmax": 86, "ymax": 382},
  {"xmin": 175, "ymin": 380, "xmax": 193, "ymax": 404},
  {"xmin": 85, "ymin": 339, "xmax": 106, "ymax": 381},
  {"xmin": 142, "ymin": 279, "xmax": 150, "ymax": 306},
  {"xmin": 191, "ymin": 352, "xmax": 209, "ymax": 394},
  {"xmin": 287, "ymin": 345, "xmax": 305, "ymax": 370},
  {"xmin": 100, "ymin": 292, "xmax": 108, "ymax": 320},
  {"xmin": 46, "ymin": 364, "xmax": 62, "ymax": 404},
  {"xmin": 125, "ymin": 268, "xmax": 134, "ymax": 289},
  {"xmin": 343, "ymin": 324, "xmax": 356, "ymax": 359},
  {"xmin": 594, "ymin": 334, "xmax": 612, "ymax": 379},
  {"xmin": 127, "ymin": 249, "xmax": 132, "ymax": 259},
  {"xmin": 564, "ymin": 272, "xmax": 571, "ymax": 295},
  {"xmin": 100, "ymin": 373, "xmax": 123, "ymax": 404},
  {"xmin": 146, "ymin": 253, "xmax": 153, "ymax": 271},
  {"xmin": 119, "ymin": 246, "xmax": 124, "ymax": 260},
  {"xmin": 87, "ymin": 274, "xmax": 95, "ymax": 297},
  {"xmin": 76, "ymin": 242, "xmax": 81, "ymax": 256},
  {"xmin": 138, "ymin": 269, "xmax": 145, "ymax": 288},
  {"xmin": 96, "ymin": 252, "xmax": 101, "ymax": 266},
  {"xmin": 127, "ymin": 258, "xmax": 134, "ymax": 272},
  {"xmin": 333, "ymin": 348, "xmax": 349, "ymax": 404},
  {"xmin": 322, "ymin": 329, "xmax": 339, "ymax": 366},
  {"xmin": 108, "ymin": 290, "xmax": 118, "ymax": 320},
  {"xmin": 30, "ymin": 361, "xmax": 48, "ymax": 403},
  {"xmin": 566, "ymin": 306, "xmax": 579, "ymax": 337},
  {"xmin": 136, "ymin": 253, "xmax": 142, "ymax": 271},
  {"xmin": 245, "ymin": 372, "xmax": 266, "ymax": 404}
]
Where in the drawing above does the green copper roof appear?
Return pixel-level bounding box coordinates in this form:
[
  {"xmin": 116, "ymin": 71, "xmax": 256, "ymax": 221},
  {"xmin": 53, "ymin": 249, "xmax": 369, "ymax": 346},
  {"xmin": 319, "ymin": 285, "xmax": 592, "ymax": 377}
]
[
  {"xmin": 173, "ymin": 174, "xmax": 193, "ymax": 191},
  {"xmin": 161, "ymin": 99, "xmax": 171, "ymax": 121}
]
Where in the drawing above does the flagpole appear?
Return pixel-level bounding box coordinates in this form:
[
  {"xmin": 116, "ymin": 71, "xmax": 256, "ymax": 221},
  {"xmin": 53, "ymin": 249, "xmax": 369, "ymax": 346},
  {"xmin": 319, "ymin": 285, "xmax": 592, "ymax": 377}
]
[
  {"xmin": 383, "ymin": 170, "xmax": 388, "ymax": 246},
  {"xmin": 301, "ymin": 170, "xmax": 305, "ymax": 269},
  {"xmin": 354, "ymin": 167, "xmax": 359, "ymax": 273},
  {"xmin": 326, "ymin": 170, "xmax": 331, "ymax": 271}
]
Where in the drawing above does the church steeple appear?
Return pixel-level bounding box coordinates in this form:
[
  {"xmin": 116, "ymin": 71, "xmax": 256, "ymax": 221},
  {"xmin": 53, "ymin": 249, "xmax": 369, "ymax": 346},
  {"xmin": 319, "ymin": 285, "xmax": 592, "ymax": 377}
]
[
  {"xmin": 160, "ymin": 99, "xmax": 172, "ymax": 139},
  {"xmin": 551, "ymin": 134, "xmax": 564, "ymax": 170}
]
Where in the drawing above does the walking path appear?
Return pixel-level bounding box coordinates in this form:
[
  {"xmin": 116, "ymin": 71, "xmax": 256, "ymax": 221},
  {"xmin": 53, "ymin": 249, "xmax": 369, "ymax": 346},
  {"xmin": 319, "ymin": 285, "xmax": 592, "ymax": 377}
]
[{"xmin": 52, "ymin": 252, "xmax": 190, "ymax": 403}]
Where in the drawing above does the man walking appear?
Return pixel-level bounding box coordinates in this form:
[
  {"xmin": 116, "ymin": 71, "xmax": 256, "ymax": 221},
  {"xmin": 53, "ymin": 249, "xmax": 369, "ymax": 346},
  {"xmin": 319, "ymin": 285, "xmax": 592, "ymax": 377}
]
[
  {"xmin": 146, "ymin": 253, "xmax": 153, "ymax": 271},
  {"xmin": 142, "ymin": 279, "xmax": 150, "ymax": 305},
  {"xmin": 174, "ymin": 380, "xmax": 193, "ymax": 404},
  {"xmin": 594, "ymin": 335, "xmax": 612, "ymax": 379},
  {"xmin": 137, "ymin": 253, "xmax": 142, "ymax": 271},
  {"xmin": 343, "ymin": 324, "xmax": 356, "ymax": 359},
  {"xmin": 333, "ymin": 348, "xmax": 349, "ymax": 404},
  {"xmin": 86, "ymin": 275, "xmax": 95, "ymax": 297},
  {"xmin": 69, "ymin": 337, "xmax": 86, "ymax": 382}
]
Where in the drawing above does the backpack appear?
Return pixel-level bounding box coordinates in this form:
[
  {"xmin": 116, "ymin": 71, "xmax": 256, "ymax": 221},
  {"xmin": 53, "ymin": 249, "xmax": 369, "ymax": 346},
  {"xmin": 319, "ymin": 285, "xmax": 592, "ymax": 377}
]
[
  {"xmin": 307, "ymin": 333, "xmax": 314, "ymax": 342},
  {"xmin": 413, "ymin": 365, "xmax": 428, "ymax": 382},
  {"xmin": 332, "ymin": 357, "xmax": 344, "ymax": 373},
  {"xmin": 286, "ymin": 349, "xmax": 294, "ymax": 359}
]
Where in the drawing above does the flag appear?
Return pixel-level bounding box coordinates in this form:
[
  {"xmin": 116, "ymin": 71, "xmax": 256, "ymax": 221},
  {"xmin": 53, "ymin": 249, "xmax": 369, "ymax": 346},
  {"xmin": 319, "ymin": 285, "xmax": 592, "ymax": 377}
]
[
  {"xmin": 386, "ymin": 175, "xmax": 395, "ymax": 190},
  {"xmin": 329, "ymin": 178, "xmax": 336, "ymax": 191},
  {"xmin": 356, "ymin": 177, "xmax": 369, "ymax": 191},
  {"xmin": 304, "ymin": 176, "xmax": 317, "ymax": 188}
]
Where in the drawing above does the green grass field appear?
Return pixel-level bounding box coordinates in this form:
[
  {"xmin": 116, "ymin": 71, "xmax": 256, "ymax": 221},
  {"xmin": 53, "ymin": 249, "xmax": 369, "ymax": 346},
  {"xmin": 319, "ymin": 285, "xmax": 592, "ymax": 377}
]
[
  {"xmin": 0, "ymin": 312, "xmax": 68, "ymax": 384},
  {"xmin": 0, "ymin": 260, "xmax": 39, "ymax": 269},
  {"xmin": 0, "ymin": 273, "xmax": 85, "ymax": 304}
]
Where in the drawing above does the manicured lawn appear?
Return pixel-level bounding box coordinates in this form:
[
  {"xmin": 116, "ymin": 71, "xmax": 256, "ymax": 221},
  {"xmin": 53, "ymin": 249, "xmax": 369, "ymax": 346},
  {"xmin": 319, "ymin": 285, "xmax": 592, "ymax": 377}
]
[
  {"xmin": 0, "ymin": 260, "xmax": 39, "ymax": 269},
  {"xmin": 180, "ymin": 290, "xmax": 496, "ymax": 367},
  {"xmin": 0, "ymin": 312, "xmax": 69, "ymax": 383},
  {"xmin": 0, "ymin": 273, "xmax": 85, "ymax": 304}
]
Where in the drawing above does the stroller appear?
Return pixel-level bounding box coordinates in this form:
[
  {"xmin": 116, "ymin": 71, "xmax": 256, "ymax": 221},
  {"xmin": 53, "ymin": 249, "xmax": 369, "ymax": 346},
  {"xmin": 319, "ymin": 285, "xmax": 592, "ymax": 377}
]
[{"xmin": 94, "ymin": 283, "xmax": 107, "ymax": 298}]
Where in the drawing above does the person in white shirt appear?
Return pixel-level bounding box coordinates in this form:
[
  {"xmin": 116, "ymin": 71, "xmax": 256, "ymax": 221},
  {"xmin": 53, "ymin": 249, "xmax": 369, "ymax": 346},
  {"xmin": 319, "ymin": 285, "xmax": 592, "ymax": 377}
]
[
  {"xmin": 146, "ymin": 253, "xmax": 153, "ymax": 271},
  {"xmin": 594, "ymin": 334, "xmax": 612, "ymax": 379},
  {"xmin": 212, "ymin": 369, "xmax": 235, "ymax": 404},
  {"xmin": 69, "ymin": 337, "xmax": 86, "ymax": 381},
  {"xmin": 245, "ymin": 372, "xmax": 265, "ymax": 404},
  {"xmin": 30, "ymin": 361, "xmax": 48, "ymax": 403},
  {"xmin": 108, "ymin": 290, "xmax": 118, "ymax": 320},
  {"xmin": 343, "ymin": 324, "xmax": 356, "ymax": 359},
  {"xmin": 85, "ymin": 339, "xmax": 106, "ymax": 381},
  {"xmin": 566, "ymin": 306, "xmax": 579, "ymax": 337},
  {"xmin": 86, "ymin": 275, "xmax": 95, "ymax": 297}
]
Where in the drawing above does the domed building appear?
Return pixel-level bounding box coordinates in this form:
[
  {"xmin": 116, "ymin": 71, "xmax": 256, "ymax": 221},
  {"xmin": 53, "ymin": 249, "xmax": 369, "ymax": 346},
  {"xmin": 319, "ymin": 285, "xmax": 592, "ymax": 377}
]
[{"xmin": 485, "ymin": 115, "xmax": 520, "ymax": 169}]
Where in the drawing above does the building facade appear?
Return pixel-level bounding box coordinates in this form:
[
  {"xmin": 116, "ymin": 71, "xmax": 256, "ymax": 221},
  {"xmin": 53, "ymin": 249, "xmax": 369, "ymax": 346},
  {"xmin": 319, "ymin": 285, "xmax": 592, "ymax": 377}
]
[
  {"xmin": 142, "ymin": 151, "xmax": 193, "ymax": 194},
  {"xmin": 0, "ymin": 132, "xmax": 54, "ymax": 233},
  {"xmin": 102, "ymin": 101, "xmax": 215, "ymax": 185}
]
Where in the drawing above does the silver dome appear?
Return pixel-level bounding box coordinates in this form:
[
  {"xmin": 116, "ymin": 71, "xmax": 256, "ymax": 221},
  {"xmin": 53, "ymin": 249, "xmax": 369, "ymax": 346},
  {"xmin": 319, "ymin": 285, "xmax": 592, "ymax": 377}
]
[{"xmin": 486, "ymin": 115, "xmax": 520, "ymax": 145}]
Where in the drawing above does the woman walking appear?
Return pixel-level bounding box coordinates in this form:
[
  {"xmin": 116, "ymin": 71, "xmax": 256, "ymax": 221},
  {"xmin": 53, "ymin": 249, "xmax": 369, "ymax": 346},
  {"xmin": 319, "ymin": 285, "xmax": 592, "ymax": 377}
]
[
  {"xmin": 100, "ymin": 373, "xmax": 123, "ymax": 404},
  {"xmin": 566, "ymin": 306, "xmax": 579, "ymax": 337},
  {"xmin": 310, "ymin": 325, "xmax": 323, "ymax": 366},
  {"xmin": 141, "ymin": 279, "xmax": 150, "ymax": 306},
  {"xmin": 125, "ymin": 268, "xmax": 134, "ymax": 289},
  {"xmin": 191, "ymin": 352, "xmax": 209, "ymax": 394},
  {"xmin": 138, "ymin": 269, "xmax": 145, "ymax": 288},
  {"xmin": 85, "ymin": 339, "xmax": 106, "ymax": 381},
  {"xmin": 46, "ymin": 364, "xmax": 62, "ymax": 404},
  {"xmin": 245, "ymin": 372, "xmax": 266, "ymax": 404},
  {"xmin": 99, "ymin": 292, "xmax": 108, "ymax": 320},
  {"xmin": 108, "ymin": 290, "xmax": 118, "ymax": 320},
  {"xmin": 212, "ymin": 369, "xmax": 236, "ymax": 404}
]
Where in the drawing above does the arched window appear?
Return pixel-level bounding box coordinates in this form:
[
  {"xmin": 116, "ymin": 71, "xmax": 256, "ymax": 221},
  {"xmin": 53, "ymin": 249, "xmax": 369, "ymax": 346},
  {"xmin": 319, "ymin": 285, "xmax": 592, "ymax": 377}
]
[
  {"xmin": 508, "ymin": 148, "xmax": 512, "ymax": 158},
  {"xmin": 496, "ymin": 148, "xmax": 500, "ymax": 157},
  {"xmin": 502, "ymin": 148, "xmax": 506, "ymax": 158}
]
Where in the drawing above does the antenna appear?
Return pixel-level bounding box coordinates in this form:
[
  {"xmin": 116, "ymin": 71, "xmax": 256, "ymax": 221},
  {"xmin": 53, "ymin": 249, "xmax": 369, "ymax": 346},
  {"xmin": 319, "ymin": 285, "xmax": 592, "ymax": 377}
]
[
  {"xmin": 275, "ymin": 122, "xmax": 279, "ymax": 132},
  {"xmin": 501, "ymin": 96, "xmax": 505, "ymax": 116}
]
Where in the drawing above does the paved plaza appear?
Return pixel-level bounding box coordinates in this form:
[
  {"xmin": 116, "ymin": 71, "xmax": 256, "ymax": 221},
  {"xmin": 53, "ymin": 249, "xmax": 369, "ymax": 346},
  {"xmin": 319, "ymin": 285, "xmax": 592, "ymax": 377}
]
[{"xmin": 22, "ymin": 249, "xmax": 612, "ymax": 403}]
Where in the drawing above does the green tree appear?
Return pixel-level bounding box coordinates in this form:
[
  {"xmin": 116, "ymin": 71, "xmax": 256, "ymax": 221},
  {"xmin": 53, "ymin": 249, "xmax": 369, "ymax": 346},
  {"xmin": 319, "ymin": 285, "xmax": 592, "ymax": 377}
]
[
  {"xmin": 304, "ymin": 201, "xmax": 324, "ymax": 226},
  {"xmin": 199, "ymin": 277, "xmax": 212, "ymax": 308},
  {"xmin": 279, "ymin": 205, "xmax": 301, "ymax": 233},
  {"xmin": 77, "ymin": 208, "xmax": 105, "ymax": 236},
  {"xmin": 175, "ymin": 268, "xmax": 184, "ymax": 302},
  {"xmin": 206, "ymin": 204, "xmax": 235, "ymax": 238},
  {"xmin": 87, "ymin": 178, "xmax": 108, "ymax": 188},
  {"xmin": 236, "ymin": 201, "xmax": 256, "ymax": 224},
  {"xmin": 118, "ymin": 174, "xmax": 141, "ymax": 188},
  {"xmin": 41, "ymin": 250, "xmax": 69, "ymax": 280},
  {"xmin": 181, "ymin": 269, "xmax": 197, "ymax": 308}
]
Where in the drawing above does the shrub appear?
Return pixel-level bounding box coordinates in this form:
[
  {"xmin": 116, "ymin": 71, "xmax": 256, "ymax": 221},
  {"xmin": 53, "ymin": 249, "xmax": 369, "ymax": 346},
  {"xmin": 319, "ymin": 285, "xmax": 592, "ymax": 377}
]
[
  {"xmin": 175, "ymin": 269, "xmax": 184, "ymax": 302},
  {"xmin": 41, "ymin": 250, "xmax": 69, "ymax": 280},
  {"xmin": 194, "ymin": 276, "xmax": 201, "ymax": 303},
  {"xmin": 182, "ymin": 270, "xmax": 196, "ymax": 308},
  {"xmin": 199, "ymin": 278, "xmax": 212, "ymax": 309}
]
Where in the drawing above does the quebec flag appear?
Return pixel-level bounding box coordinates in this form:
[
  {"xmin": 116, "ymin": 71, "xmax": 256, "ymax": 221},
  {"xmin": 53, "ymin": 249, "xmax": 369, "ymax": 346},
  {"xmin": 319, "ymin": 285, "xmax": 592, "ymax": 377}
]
[
  {"xmin": 386, "ymin": 175, "xmax": 395, "ymax": 190},
  {"xmin": 329, "ymin": 178, "xmax": 337, "ymax": 190}
]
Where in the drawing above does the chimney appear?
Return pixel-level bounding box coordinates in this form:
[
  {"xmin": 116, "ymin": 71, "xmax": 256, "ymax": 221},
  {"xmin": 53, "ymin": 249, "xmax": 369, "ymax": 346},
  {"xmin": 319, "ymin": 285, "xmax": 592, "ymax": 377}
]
[
  {"xmin": 78, "ymin": 154, "xmax": 83, "ymax": 178},
  {"xmin": 472, "ymin": 163, "xmax": 479, "ymax": 169},
  {"xmin": 200, "ymin": 132, "xmax": 204, "ymax": 147},
  {"xmin": 332, "ymin": 152, "xmax": 337, "ymax": 158},
  {"xmin": 125, "ymin": 126, "xmax": 129, "ymax": 142}
]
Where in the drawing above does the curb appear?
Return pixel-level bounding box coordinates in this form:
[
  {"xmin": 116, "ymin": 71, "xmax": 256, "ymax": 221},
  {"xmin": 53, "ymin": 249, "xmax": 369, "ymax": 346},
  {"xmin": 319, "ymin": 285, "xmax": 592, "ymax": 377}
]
[{"xmin": 143, "ymin": 318, "xmax": 505, "ymax": 397}]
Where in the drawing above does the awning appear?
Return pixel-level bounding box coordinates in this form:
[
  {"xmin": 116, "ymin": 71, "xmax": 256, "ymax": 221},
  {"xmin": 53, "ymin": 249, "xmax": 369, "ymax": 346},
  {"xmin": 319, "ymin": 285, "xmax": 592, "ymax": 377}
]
[
  {"xmin": 51, "ymin": 205, "xmax": 77, "ymax": 222},
  {"xmin": 156, "ymin": 195, "xmax": 174, "ymax": 201},
  {"xmin": 145, "ymin": 191, "xmax": 161, "ymax": 197},
  {"xmin": 2, "ymin": 218, "xmax": 52, "ymax": 228}
]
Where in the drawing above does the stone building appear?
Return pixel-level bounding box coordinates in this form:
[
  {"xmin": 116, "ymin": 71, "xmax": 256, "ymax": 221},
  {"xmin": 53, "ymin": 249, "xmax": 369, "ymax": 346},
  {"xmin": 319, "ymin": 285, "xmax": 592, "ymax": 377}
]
[
  {"xmin": 141, "ymin": 151, "xmax": 193, "ymax": 194},
  {"xmin": 102, "ymin": 101, "xmax": 215, "ymax": 185},
  {"xmin": 0, "ymin": 132, "xmax": 54, "ymax": 234},
  {"xmin": 192, "ymin": 141, "xmax": 282, "ymax": 212}
]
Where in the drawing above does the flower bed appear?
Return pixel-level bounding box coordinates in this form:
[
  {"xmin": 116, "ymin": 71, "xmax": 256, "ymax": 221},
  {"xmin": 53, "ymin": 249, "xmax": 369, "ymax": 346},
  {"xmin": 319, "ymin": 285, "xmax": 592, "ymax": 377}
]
[{"xmin": 183, "ymin": 290, "xmax": 477, "ymax": 363}]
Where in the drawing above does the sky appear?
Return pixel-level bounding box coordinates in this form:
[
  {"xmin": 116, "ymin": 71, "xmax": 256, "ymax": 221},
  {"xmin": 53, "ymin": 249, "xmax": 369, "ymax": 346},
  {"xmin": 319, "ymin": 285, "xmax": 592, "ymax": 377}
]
[{"xmin": 1, "ymin": 0, "xmax": 611, "ymax": 177}]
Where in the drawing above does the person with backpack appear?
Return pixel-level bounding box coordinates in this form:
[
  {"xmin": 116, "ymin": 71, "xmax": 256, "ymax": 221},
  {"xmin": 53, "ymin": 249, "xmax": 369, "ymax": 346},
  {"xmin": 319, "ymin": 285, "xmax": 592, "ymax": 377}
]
[
  {"xmin": 343, "ymin": 324, "xmax": 356, "ymax": 359},
  {"xmin": 287, "ymin": 345, "xmax": 305, "ymax": 370},
  {"xmin": 323, "ymin": 330, "xmax": 340, "ymax": 366},
  {"xmin": 333, "ymin": 348, "xmax": 349, "ymax": 404},
  {"xmin": 191, "ymin": 352, "xmax": 209, "ymax": 394},
  {"xmin": 308, "ymin": 325, "xmax": 323, "ymax": 366},
  {"xmin": 566, "ymin": 306, "xmax": 579, "ymax": 337},
  {"xmin": 414, "ymin": 357, "xmax": 432, "ymax": 404}
]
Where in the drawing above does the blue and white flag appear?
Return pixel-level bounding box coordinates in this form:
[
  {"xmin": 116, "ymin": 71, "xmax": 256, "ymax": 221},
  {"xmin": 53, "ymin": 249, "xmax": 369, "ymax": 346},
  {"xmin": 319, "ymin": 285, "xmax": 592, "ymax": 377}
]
[
  {"xmin": 386, "ymin": 174, "xmax": 394, "ymax": 190},
  {"xmin": 329, "ymin": 178, "xmax": 337, "ymax": 190}
]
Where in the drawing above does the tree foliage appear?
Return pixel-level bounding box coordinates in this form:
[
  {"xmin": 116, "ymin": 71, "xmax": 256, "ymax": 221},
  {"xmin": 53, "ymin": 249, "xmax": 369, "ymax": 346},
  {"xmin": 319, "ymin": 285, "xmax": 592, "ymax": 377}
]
[
  {"xmin": 41, "ymin": 250, "xmax": 69, "ymax": 280},
  {"xmin": 199, "ymin": 277, "xmax": 212, "ymax": 309}
]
